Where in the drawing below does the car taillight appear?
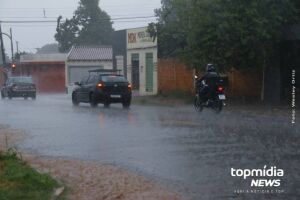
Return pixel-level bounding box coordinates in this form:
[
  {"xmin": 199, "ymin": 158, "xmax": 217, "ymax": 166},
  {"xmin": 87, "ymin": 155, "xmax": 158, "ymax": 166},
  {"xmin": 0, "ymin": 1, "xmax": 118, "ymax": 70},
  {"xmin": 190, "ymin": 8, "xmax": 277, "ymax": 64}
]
[
  {"xmin": 96, "ymin": 82, "xmax": 104, "ymax": 89},
  {"xmin": 217, "ymin": 86, "xmax": 224, "ymax": 92}
]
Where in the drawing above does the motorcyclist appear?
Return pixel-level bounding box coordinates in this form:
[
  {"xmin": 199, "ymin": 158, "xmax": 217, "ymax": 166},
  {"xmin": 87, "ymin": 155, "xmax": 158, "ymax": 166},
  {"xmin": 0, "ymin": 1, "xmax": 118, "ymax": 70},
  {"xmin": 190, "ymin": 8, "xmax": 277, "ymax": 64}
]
[{"xmin": 196, "ymin": 64, "xmax": 220, "ymax": 103}]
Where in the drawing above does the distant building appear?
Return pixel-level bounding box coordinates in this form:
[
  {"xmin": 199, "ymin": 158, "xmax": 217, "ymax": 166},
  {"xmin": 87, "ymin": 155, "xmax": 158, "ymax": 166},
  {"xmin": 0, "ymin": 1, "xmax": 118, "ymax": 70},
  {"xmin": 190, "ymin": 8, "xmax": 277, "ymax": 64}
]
[
  {"xmin": 113, "ymin": 27, "xmax": 158, "ymax": 95},
  {"xmin": 65, "ymin": 45, "xmax": 113, "ymax": 93},
  {"xmin": 19, "ymin": 53, "xmax": 67, "ymax": 93}
]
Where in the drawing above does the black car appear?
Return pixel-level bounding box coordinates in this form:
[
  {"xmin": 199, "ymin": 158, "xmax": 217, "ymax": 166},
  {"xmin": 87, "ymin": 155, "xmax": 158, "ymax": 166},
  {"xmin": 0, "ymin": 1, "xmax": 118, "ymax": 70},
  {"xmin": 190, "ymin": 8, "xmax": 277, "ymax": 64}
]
[
  {"xmin": 1, "ymin": 76, "xmax": 36, "ymax": 100},
  {"xmin": 72, "ymin": 71, "xmax": 132, "ymax": 108}
]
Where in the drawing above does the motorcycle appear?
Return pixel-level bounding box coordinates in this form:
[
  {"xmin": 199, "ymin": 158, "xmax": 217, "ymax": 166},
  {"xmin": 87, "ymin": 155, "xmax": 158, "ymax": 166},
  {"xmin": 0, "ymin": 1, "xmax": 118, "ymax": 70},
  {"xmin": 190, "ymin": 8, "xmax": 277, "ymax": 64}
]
[{"xmin": 194, "ymin": 76, "xmax": 226, "ymax": 113}]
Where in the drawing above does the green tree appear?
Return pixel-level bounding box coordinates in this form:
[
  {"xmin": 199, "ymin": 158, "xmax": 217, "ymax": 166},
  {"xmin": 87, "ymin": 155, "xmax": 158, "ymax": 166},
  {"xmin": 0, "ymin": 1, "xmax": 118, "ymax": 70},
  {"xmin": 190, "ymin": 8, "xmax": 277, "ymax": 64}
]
[
  {"xmin": 148, "ymin": 0, "xmax": 188, "ymax": 58},
  {"xmin": 55, "ymin": 17, "xmax": 79, "ymax": 52},
  {"xmin": 36, "ymin": 43, "xmax": 59, "ymax": 54},
  {"xmin": 14, "ymin": 51, "xmax": 30, "ymax": 60},
  {"xmin": 55, "ymin": 0, "xmax": 113, "ymax": 52},
  {"xmin": 150, "ymin": 0, "xmax": 299, "ymax": 70}
]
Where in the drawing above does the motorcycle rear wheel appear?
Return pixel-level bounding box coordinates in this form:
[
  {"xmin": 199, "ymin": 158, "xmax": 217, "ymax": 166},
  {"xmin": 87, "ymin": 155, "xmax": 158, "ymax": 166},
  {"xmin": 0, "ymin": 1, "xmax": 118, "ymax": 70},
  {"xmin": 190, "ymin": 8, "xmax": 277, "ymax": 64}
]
[
  {"xmin": 194, "ymin": 96, "xmax": 203, "ymax": 112},
  {"xmin": 213, "ymin": 100, "xmax": 223, "ymax": 113}
]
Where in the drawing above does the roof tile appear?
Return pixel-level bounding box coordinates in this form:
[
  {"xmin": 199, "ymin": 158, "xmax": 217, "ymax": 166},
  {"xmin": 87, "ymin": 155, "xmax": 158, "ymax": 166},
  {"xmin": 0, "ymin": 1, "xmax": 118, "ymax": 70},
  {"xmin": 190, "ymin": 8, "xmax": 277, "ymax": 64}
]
[{"xmin": 68, "ymin": 45, "xmax": 113, "ymax": 61}]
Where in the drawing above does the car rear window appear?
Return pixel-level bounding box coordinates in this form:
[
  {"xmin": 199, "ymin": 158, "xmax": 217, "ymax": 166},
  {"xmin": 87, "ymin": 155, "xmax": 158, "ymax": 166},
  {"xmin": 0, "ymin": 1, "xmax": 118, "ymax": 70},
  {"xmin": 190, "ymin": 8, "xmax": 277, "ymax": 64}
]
[
  {"xmin": 101, "ymin": 76, "xmax": 127, "ymax": 83},
  {"xmin": 10, "ymin": 77, "xmax": 33, "ymax": 83}
]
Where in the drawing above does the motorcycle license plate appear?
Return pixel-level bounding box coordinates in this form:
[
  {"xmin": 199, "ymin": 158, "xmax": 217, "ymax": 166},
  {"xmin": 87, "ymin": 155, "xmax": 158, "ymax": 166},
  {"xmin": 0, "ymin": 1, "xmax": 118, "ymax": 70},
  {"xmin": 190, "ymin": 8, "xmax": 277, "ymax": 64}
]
[{"xmin": 218, "ymin": 94, "xmax": 226, "ymax": 100}]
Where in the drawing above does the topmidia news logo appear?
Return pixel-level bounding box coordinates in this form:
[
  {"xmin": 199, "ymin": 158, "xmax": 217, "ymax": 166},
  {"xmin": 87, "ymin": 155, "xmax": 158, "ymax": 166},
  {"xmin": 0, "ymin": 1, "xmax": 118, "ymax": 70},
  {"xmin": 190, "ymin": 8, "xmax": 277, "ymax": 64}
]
[{"xmin": 231, "ymin": 166, "xmax": 285, "ymax": 193}]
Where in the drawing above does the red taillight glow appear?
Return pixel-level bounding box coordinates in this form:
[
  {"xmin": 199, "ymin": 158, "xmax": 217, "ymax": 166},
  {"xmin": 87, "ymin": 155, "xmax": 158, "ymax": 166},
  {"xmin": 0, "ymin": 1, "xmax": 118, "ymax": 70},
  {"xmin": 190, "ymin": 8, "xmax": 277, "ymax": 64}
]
[
  {"xmin": 217, "ymin": 86, "xmax": 224, "ymax": 92},
  {"xmin": 97, "ymin": 83, "xmax": 104, "ymax": 88}
]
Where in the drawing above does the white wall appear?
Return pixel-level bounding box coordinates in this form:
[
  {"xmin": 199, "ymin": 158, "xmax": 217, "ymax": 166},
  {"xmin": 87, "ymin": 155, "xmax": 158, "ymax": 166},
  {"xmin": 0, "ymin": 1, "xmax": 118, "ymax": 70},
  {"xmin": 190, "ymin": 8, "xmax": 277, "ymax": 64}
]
[
  {"xmin": 127, "ymin": 27, "xmax": 157, "ymax": 49},
  {"xmin": 65, "ymin": 61, "xmax": 113, "ymax": 85},
  {"xmin": 127, "ymin": 48, "xmax": 158, "ymax": 95},
  {"xmin": 126, "ymin": 27, "xmax": 158, "ymax": 96},
  {"xmin": 65, "ymin": 60, "xmax": 113, "ymax": 94}
]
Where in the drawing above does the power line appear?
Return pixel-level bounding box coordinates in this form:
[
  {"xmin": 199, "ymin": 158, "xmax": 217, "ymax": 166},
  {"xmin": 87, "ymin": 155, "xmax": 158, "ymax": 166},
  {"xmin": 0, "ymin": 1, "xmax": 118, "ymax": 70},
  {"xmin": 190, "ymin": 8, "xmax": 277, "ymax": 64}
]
[
  {"xmin": 0, "ymin": 12, "xmax": 156, "ymax": 19},
  {"xmin": 0, "ymin": 14, "xmax": 156, "ymax": 19},
  {"xmin": 0, "ymin": 20, "xmax": 57, "ymax": 23},
  {"xmin": 1, "ymin": 20, "xmax": 155, "ymax": 27},
  {"xmin": 0, "ymin": 17, "xmax": 58, "ymax": 19},
  {"xmin": 114, "ymin": 20, "xmax": 156, "ymax": 23},
  {"xmin": 114, "ymin": 16, "xmax": 156, "ymax": 20},
  {"xmin": 0, "ymin": 4, "xmax": 160, "ymax": 10},
  {"xmin": 0, "ymin": 7, "xmax": 76, "ymax": 10},
  {"xmin": 0, "ymin": 16, "xmax": 157, "ymax": 24},
  {"xmin": 2, "ymin": 25, "xmax": 57, "ymax": 27}
]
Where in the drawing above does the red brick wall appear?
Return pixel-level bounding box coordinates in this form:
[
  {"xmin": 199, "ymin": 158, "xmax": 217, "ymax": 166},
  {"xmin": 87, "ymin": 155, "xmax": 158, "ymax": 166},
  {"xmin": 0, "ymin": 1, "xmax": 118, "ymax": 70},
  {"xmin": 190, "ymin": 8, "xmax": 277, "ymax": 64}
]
[
  {"xmin": 158, "ymin": 59, "xmax": 194, "ymax": 94},
  {"xmin": 14, "ymin": 62, "xmax": 65, "ymax": 93},
  {"xmin": 158, "ymin": 59, "xmax": 262, "ymax": 98},
  {"xmin": 226, "ymin": 68, "xmax": 262, "ymax": 98}
]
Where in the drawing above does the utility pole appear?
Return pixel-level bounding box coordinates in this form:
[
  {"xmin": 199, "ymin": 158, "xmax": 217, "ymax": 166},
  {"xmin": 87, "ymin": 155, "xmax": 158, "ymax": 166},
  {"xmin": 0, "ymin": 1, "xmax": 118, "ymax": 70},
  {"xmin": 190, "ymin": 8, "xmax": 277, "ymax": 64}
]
[
  {"xmin": 10, "ymin": 28, "xmax": 13, "ymax": 62},
  {"xmin": 0, "ymin": 26, "xmax": 14, "ymax": 65},
  {"xmin": 1, "ymin": 26, "xmax": 15, "ymax": 79},
  {"xmin": 16, "ymin": 41, "xmax": 19, "ymax": 54},
  {"xmin": 0, "ymin": 23, "xmax": 6, "ymax": 67}
]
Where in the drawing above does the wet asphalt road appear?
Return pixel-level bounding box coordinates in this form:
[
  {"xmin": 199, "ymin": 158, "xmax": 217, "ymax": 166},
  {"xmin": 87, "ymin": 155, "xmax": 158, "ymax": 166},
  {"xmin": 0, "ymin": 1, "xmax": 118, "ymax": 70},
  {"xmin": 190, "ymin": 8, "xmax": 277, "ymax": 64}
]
[{"xmin": 0, "ymin": 94, "xmax": 299, "ymax": 200}]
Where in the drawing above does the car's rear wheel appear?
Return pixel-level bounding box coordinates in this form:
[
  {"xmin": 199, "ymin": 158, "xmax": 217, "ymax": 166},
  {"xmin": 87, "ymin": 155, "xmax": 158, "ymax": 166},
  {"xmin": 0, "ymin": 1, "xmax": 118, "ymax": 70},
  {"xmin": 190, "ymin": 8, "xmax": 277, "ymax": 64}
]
[
  {"xmin": 72, "ymin": 92, "xmax": 79, "ymax": 106},
  {"xmin": 90, "ymin": 93, "xmax": 98, "ymax": 108},
  {"xmin": 102, "ymin": 96, "xmax": 110, "ymax": 108},
  {"xmin": 104, "ymin": 101, "xmax": 110, "ymax": 108},
  {"xmin": 122, "ymin": 100, "xmax": 131, "ymax": 109},
  {"xmin": 8, "ymin": 93, "xmax": 12, "ymax": 99}
]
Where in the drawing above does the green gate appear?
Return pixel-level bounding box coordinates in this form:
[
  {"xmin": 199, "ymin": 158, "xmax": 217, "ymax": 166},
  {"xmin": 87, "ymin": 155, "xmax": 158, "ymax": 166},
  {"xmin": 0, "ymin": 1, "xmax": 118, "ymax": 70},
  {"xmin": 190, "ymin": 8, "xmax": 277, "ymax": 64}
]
[
  {"xmin": 131, "ymin": 53, "xmax": 140, "ymax": 90},
  {"xmin": 145, "ymin": 53, "xmax": 154, "ymax": 92}
]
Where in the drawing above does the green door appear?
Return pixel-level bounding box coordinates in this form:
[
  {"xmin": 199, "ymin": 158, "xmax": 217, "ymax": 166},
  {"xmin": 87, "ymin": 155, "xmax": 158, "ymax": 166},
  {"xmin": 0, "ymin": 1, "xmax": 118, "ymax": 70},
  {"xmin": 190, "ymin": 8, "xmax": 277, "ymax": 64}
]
[
  {"xmin": 131, "ymin": 54, "xmax": 140, "ymax": 90},
  {"xmin": 145, "ymin": 53, "xmax": 154, "ymax": 92}
]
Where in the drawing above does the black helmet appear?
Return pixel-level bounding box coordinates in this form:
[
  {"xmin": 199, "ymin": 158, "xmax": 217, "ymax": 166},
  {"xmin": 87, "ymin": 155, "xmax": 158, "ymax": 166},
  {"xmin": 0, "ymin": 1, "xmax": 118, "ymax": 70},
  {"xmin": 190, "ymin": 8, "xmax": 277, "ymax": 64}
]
[{"xmin": 206, "ymin": 64, "xmax": 215, "ymax": 72}]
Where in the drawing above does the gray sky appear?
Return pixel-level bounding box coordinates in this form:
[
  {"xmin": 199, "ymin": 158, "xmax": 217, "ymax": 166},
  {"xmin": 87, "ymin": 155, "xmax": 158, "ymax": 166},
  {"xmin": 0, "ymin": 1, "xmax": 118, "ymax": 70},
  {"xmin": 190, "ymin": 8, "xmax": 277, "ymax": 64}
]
[{"xmin": 0, "ymin": 0, "xmax": 160, "ymax": 55}]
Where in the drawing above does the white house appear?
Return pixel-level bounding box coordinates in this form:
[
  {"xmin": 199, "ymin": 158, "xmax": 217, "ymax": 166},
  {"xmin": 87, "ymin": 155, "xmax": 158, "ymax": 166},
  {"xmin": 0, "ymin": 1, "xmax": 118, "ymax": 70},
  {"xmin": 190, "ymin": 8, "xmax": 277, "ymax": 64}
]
[
  {"xmin": 126, "ymin": 27, "xmax": 158, "ymax": 95},
  {"xmin": 65, "ymin": 45, "xmax": 113, "ymax": 93}
]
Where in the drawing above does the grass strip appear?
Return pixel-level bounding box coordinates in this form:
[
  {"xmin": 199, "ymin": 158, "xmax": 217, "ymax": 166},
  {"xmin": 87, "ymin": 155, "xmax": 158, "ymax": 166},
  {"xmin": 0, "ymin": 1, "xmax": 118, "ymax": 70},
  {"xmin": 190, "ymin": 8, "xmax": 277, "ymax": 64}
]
[{"xmin": 0, "ymin": 149, "xmax": 58, "ymax": 200}]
